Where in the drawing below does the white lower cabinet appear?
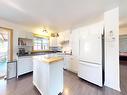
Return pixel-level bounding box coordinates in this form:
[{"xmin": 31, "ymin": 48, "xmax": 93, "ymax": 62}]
[
  {"xmin": 63, "ymin": 55, "xmax": 70, "ymax": 70},
  {"xmin": 17, "ymin": 56, "xmax": 33, "ymax": 77},
  {"xmin": 68, "ymin": 56, "xmax": 78, "ymax": 73},
  {"xmin": 63, "ymin": 55, "xmax": 78, "ymax": 73}
]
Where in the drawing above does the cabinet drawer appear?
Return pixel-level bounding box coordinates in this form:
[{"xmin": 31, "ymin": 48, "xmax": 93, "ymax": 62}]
[{"xmin": 78, "ymin": 62, "xmax": 102, "ymax": 86}]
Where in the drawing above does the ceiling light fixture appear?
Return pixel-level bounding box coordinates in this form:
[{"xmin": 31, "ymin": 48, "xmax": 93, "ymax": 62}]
[
  {"xmin": 42, "ymin": 25, "xmax": 48, "ymax": 33},
  {"xmin": 51, "ymin": 33, "xmax": 59, "ymax": 37}
]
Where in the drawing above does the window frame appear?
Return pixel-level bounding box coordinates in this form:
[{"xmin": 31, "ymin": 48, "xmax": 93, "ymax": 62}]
[{"xmin": 32, "ymin": 36, "xmax": 50, "ymax": 51}]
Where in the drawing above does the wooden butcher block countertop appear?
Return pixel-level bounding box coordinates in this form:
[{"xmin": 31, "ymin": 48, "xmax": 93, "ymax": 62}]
[{"xmin": 42, "ymin": 57, "xmax": 64, "ymax": 64}]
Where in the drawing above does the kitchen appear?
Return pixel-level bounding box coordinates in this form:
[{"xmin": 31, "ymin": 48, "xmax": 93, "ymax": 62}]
[
  {"xmin": 3, "ymin": 11, "xmax": 120, "ymax": 95},
  {"xmin": 0, "ymin": 0, "xmax": 126, "ymax": 95}
]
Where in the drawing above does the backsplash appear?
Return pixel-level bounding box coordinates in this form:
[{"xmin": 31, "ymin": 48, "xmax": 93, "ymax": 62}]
[
  {"xmin": 49, "ymin": 46, "xmax": 62, "ymax": 51},
  {"xmin": 61, "ymin": 43, "xmax": 72, "ymax": 54}
]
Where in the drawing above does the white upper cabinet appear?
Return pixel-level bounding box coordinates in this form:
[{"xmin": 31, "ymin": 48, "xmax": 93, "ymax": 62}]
[
  {"xmin": 18, "ymin": 31, "xmax": 33, "ymax": 39},
  {"xmin": 64, "ymin": 30, "xmax": 71, "ymax": 41},
  {"xmin": 58, "ymin": 32, "xmax": 65, "ymax": 45},
  {"xmin": 18, "ymin": 31, "xmax": 26, "ymax": 38},
  {"xmin": 26, "ymin": 32, "xmax": 33, "ymax": 39},
  {"xmin": 71, "ymin": 28, "xmax": 80, "ymax": 57},
  {"xmin": 57, "ymin": 30, "xmax": 71, "ymax": 45},
  {"xmin": 50, "ymin": 37, "xmax": 58, "ymax": 47},
  {"xmin": 50, "ymin": 32, "xmax": 65, "ymax": 47}
]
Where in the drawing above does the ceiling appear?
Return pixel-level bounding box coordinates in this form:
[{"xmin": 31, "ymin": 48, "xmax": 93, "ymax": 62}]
[
  {"xmin": 0, "ymin": 0, "xmax": 125, "ymax": 32},
  {"xmin": 120, "ymin": 0, "xmax": 127, "ymax": 28}
]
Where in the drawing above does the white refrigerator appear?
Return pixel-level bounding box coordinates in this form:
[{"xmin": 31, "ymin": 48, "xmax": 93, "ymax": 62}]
[{"xmin": 78, "ymin": 22, "xmax": 104, "ymax": 87}]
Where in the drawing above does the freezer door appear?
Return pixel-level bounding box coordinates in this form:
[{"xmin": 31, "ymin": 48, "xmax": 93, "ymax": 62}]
[
  {"xmin": 78, "ymin": 61, "xmax": 103, "ymax": 87},
  {"xmin": 79, "ymin": 22, "xmax": 103, "ymax": 64}
]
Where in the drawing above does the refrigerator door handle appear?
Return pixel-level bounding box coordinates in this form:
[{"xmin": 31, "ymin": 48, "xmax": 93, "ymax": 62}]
[
  {"xmin": 79, "ymin": 39, "xmax": 80, "ymax": 56},
  {"xmin": 80, "ymin": 60, "xmax": 101, "ymax": 67}
]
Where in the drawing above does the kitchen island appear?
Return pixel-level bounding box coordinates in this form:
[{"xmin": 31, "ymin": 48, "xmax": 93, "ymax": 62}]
[{"xmin": 33, "ymin": 55, "xmax": 64, "ymax": 95}]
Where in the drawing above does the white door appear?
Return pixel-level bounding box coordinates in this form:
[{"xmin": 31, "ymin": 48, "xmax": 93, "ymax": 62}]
[{"xmin": 79, "ymin": 22, "xmax": 103, "ymax": 64}]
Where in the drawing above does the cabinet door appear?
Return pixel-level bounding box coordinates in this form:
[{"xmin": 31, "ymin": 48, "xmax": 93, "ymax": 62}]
[
  {"xmin": 18, "ymin": 31, "xmax": 33, "ymax": 39},
  {"xmin": 50, "ymin": 37, "xmax": 57, "ymax": 47},
  {"xmin": 17, "ymin": 59, "xmax": 25, "ymax": 76},
  {"xmin": 26, "ymin": 32, "xmax": 33, "ymax": 39},
  {"xmin": 63, "ymin": 55, "xmax": 70, "ymax": 70},
  {"xmin": 18, "ymin": 57, "xmax": 33, "ymax": 76},
  {"xmin": 71, "ymin": 29, "xmax": 80, "ymax": 57},
  {"xmin": 33, "ymin": 59, "xmax": 40, "ymax": 88},
  {"xmin": 18, "ymin": 31, "xmax": 26, "ymax": 38},
  {"xmin": 25, "ymin": 57, "xmax": 33, "ymax": 72},
  {"xmin": 68, "ymin": 56, "xmax": 78, "ymax": 73},
  {"xmin": 64, "ymin": 30, "xmax": 70, "ymax": 41},
  {"xmin": 58, "ymin": 32, "xmax": 65, "ymax": 44}
]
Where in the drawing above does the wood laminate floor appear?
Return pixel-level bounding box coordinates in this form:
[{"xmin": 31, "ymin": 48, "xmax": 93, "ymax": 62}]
[{"xmin": 0, "ymin": 61, "xmax": 127, "ymax": 95}]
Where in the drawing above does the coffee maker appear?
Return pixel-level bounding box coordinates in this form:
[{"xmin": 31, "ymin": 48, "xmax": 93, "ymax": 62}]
[{"xmin": 18, "ymin": 48, "xmax": 25, "ymax": 56}]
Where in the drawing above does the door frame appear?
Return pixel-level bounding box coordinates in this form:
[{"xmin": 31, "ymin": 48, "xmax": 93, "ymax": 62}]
[{"xmin": 0, "ymin": 27, "xmax": 13, "ymax": 61}]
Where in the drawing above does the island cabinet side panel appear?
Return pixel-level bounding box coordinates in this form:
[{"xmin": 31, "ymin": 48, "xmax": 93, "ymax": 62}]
[
  {"xmin": 39, "ymin": 62, "xmax": 50, "ymax": 95},
  {"xmin": 33, "ymin": 57, "xmax": 50, "ymax": 95},
  {"xmin": 49, "ymin": 61, "xmax": 64, "ymax": 95},
  {"xmin": 33, "ymin": 58, "xmax": 39, "ymax": 87}
]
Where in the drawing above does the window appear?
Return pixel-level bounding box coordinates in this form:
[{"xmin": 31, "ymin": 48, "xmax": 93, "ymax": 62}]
[{"xmin": 33, "ymin": 37, "xmax": 49, "ymax": 51}]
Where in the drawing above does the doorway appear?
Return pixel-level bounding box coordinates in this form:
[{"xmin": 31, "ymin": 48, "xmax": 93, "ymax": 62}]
[
  {"xmin": 0, "ymin": 27, "xmax": 13, "ymax": 78},
  {"xmin": 119, "ymin": 35, "xmax": 127, "ymax": 94}
]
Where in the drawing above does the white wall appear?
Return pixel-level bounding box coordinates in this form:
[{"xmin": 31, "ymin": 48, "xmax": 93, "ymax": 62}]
[
  {"xmin": 0, "ymin": 18, "xmax": 33, "ymax": 60},
  {"xmin": 119, "ymin": 24, "xmax": 127, "ymax": 53},
  {"xmin": 119, "ymin": 35, "xmax": 127, "ymax": 52},
  {"xmin": 104, "ymin": 8, "xmax": 120, "ymax": 91},
  {"xmin": 119, "ymin": 27, "xmax": 127, "ymax": 35}
]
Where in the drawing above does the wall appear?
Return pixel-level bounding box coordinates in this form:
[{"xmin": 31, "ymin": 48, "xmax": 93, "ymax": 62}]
[
  {"xmin": 0, "ymin": 18, "xmax": 33, "ymax": 60},
  {"xmin": 119, "ymin": 35, "xmax": 127, "ymax": 52},
  {"xmin": 119, "ymin": 27, "xmax": 127, "ymax": 52},
  {"xmin": 104, "ymin": 7, "xmax": 120, "ymax": 91},
  {"xmin": 119, "ymin": 27, "xmax": 127, "ymax": 35}
]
